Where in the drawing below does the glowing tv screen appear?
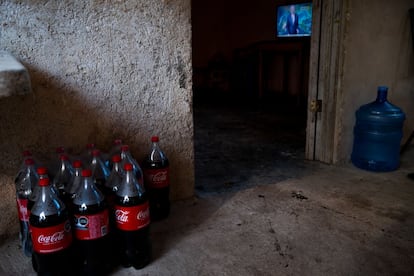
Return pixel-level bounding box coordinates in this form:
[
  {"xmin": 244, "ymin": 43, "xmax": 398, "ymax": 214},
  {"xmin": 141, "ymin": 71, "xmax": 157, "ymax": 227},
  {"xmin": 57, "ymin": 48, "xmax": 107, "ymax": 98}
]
[{"xmin": 276, "ymin": 3, "xmax": 312, "ymax": 37}]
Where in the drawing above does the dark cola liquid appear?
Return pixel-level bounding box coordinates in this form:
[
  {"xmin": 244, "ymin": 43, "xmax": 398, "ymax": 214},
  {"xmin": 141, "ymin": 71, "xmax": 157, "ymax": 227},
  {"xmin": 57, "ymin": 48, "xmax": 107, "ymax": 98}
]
[
  {"xmin": 142, "ymin": 160, "xmax": 170, "ymax": 221},
  {"xmin": 27, "ymin": 199, "xmax": 35, "ymax": 211},
  {"xmin": 93, "ymin": 178, "xmax": 106, "ymax": 193},
  {"xmin": 62, "ymin": 193, "xmax": 75, "ymax": 216},
  {"xmin": 114, "ymin": 195, "xmax": 151, "ymax": 269},
  {"xmin": 72, "ymin": 202, "xmax": 115, "ymax": 275},
  {"xmin": 30, "ymin": 213, "xmax": 74, "ymax": 276},
  {"xmin": 101, "ymin": 186, "xmax": 116, "ymax": 209},
  {"xmin": 100, "ymin": 186, "xmax": 117, "ymax": 231}
]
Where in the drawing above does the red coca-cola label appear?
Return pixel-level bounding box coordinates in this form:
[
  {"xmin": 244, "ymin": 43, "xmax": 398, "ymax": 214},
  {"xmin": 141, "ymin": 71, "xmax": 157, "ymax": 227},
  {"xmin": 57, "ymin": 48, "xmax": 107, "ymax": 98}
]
[
  {"xmin": 31, "ymin": 220, "xmax": 72, "ymax": 253},
  {"xmin": 74, "ymin": 209, "xmax": 109, "ymax": 240},
  {"xmin": 114, "ymin": 202, "xmax": 150, "ymax": 231},
  {"xmin": 16, "ymin": 198, "xmax": 29, "ymax": 221},
  {"xmin": 143, "ymin": 168, "xmax": 169, "ymax": 188}
]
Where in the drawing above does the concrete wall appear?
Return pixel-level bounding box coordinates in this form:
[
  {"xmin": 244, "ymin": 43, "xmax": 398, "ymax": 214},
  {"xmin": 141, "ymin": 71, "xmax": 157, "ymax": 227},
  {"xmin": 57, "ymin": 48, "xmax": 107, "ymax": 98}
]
[
  {"xmin": 0, "ymin": 0, "xmax": 193, "ymax": 240},
  {"xmin": 338, "ymin": 0, "xmax": 414, "ymax": 161}
]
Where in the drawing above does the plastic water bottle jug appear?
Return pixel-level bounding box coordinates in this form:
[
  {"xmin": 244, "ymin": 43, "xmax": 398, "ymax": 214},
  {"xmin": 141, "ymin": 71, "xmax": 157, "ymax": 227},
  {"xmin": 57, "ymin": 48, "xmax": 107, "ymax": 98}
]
[{"xmin": 351, "ymin": 86, "xmax": 405, "ymax": 171}]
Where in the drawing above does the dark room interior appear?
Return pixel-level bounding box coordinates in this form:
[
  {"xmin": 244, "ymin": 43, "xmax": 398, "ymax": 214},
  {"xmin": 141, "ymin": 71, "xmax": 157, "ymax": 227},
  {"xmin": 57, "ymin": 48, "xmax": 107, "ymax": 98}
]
[{"xmin": 192, "ymin": 0, "xmax": 310, "ymax": 194}]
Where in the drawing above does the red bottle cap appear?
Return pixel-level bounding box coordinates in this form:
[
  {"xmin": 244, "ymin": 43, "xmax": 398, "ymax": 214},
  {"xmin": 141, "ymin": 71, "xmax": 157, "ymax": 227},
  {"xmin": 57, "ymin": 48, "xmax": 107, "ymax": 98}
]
[
  {"xmin": 22, "ymin": 150, "xmax": 32, "ymax": 157},
  {"xmin": 25, "ymin": 158, "xmax": 34, "ymax": 165},
  {"xmin": 114, "ymin": 139, "xmax": 122, "ymax": 145},
  {"xmin": 39, "ymin": 178, "xmax": 50, "ymax": 187},
  {"xmin": 60, "ymin": 154, "xmax": 69, "ymax": 161},
  {"xmin": 151, "ymin": 136, "xmax": 159, "ymax": 142},
  {"xmin": 124, "ymin": 163, "xmax": 133, "ymax": 171},
  {"xmin": 121, "ymin": 145, "xmax": 129, "ymax": 152},
  {"xmin": 112, "ymin": 154, "xmax": 121, "ymax": 163},
  {"xmin": 56, "ymin": 147, "xmax": 65, "ymax": 154},
  {"xmin": 37, "ymin": 167, "xmax": 48, "ymax": 175},
  {"xmin": 82, "ymin": 169, "xmax": 92, "ymax": 177},
  {"xmin": 86, "ymin": 143, "xmax": 95, "ymax": 149},
  {"xmin": 73, "ymin": 160, "xmax": 82, "ymax": 168},
  {"xmin": 92, "ymin": 149, "xmax": 101, "ymax": 156}
]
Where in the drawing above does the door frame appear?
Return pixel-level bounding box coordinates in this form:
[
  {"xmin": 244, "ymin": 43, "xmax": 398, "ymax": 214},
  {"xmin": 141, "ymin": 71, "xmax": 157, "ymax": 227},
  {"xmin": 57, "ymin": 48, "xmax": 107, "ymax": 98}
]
[{"xmin": 305, "ymin": 0, "xmax": 349, "ymax": 163}]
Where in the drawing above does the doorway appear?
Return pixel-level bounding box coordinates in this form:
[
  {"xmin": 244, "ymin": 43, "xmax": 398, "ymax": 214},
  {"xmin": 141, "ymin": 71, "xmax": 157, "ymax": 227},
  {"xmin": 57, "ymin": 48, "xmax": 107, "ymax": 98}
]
[{"xmin": 192, "ymin": 0, "xmax": 314, "ymax": 194}]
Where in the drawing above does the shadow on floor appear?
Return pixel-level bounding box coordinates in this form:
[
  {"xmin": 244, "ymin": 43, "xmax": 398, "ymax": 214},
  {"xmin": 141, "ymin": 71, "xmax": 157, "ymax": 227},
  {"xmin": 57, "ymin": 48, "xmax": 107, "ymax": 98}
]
[{"xmin": 193, "ymin": 93, "xmax": 314, "ymax": 195}]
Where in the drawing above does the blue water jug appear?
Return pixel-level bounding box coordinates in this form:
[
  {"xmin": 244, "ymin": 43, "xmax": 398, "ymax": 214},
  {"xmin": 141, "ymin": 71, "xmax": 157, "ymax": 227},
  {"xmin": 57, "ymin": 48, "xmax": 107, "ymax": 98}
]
[{"xmin": 351, "ymin": 86, "xmax": 405, "ymax": 172}]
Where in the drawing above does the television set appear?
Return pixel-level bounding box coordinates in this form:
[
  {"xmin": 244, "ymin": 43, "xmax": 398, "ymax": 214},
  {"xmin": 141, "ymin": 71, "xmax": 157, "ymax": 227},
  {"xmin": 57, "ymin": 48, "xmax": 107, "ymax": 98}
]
[{"xmin": 276, "ymin": 2, "xmax": 312, "ymax": 37}]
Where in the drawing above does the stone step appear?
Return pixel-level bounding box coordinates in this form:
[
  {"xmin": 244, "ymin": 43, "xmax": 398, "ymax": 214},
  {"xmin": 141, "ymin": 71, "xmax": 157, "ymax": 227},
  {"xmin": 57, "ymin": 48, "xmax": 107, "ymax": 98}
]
[{"xmin": 0, "ymin": 52, "xmax": 31, "ymax": 98}]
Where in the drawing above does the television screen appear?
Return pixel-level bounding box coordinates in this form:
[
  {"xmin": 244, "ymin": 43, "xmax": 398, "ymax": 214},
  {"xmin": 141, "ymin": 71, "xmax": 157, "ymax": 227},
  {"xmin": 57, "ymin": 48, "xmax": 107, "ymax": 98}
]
[{"xmin": 276, "ymin": 3, "xmax": 312, "ymax": 37}]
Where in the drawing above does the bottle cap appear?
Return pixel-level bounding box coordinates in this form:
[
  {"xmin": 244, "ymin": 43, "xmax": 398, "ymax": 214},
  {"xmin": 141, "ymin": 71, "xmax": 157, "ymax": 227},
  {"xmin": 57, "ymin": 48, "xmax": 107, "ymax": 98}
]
[
  {"xmin": 25, "ymin": 158, "xmax": 34, "ymax": 165},
  {"xmin": 39, "ymin": 178, "xmax": 50, "ymax": 186},
  {"xmin": 37, "ymin": 167, "xmax": 48, "ymax": 175},
  {"xmin": 86, "ymin": 143, "xmax": 95, "ymax": 149},
  {"xmin": 151, "ymin": 136, "xmax": 159, "ymax": 142},
  {"xmin": 114, "ymin": 139, "xmax": 122, "ymax": 145},
  {"xmin": 82, "ymin": 169, "xmax": 92, "ymax": 177},
  {"xmin": 92, "ymin": 149, "xmax": 101, "ymax": 156},
  {"xmin": 73, "ymin": 160, "xmax": 82, "ymax": 168},
  {"xmin": 121, "ymin": 145, "xmax": 129, "ymax": 152},
  {"xmin": 60, "ymin": 154, "xmax": 69, "ymax": 161},
  {"xmin": 124, "ymin": 163, "xmax": 133, "ymax": 171},
  {"xmin": 376, "ymin": 86, "xmax": 388, "ymax": 103},
  {"xmin": 112, "ymin": 154, "xmax": 121, "ymax": 163},
  {"xmin": 56, "ymin": 146, "xmax": 65, "ymax": 154},
  {"xmin": 378, "ymin": 86, "xmax": 388, "ymax": 92},
  {"xmin": 22, "ymin": 150, "xmax": 32, "ymax": 157}
]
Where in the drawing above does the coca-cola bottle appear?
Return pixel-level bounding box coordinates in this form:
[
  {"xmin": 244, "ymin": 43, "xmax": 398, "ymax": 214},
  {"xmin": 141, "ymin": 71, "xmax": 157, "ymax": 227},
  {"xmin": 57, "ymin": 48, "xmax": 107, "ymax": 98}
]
[
  {"xmin": 142, "ymin": 136, "xmax": 170, "ymax": 221},
  {"xmin": 72, "ymin": 169, "xmax": 113, "ymax": 275},
  {"xmin": 103, "ymin": 154, "xmax": 123, "ymax": 268},
  {"xmin": 114, "ymin": 163, "xmax": 151, "ymax": 269},
  {"xmin": 63, "ymin": 160, "xmax": 83, "ymax": 213},
  {"xmin": 15, "ymin": 158, "xmax": 38, "ymax": 257},
  {"xmin": 53, "ymin": 154, "xmax": 74, "ymax": 199},
  {"xmin": 90, "ymin": 149, "xmax": 110, "ymax": 191},
  {"xmin": 49, "ymin": 147, "xmax": 67, "ymax": 181},
  {"xmin": 104, "ymin": 154, "xmax": 123, "ymax": 209},
  {"xmin": 120, "ymin": 145, "xmax": 143, "ymax": 183},
  {"xmin": 28, "ymin": 167, "xmax": 50, "ymax": 211},
  {"xmin": 103, "ymin": 154, "xmax": 123, "ymax": 265},
  {"xmin": 81, "ymin": 143, "xmax": 96, "ymax": 166},
  {"xmin": 30, "ymin": 177, "xmax": 73, "ymax": 275},
  {"xmin": 15, "ymin": 150, "xmax": 36, "ymax": 184},
  {"xmin": 104, "ymin": 139, "xmax": 123, "ymax": 168}
]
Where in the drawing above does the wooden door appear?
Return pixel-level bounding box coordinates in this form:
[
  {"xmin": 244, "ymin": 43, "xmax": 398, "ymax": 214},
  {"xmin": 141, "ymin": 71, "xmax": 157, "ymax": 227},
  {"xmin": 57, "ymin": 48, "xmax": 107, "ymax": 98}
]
[{"xmin": 306, "ymin": 0, "xmax": 348, "ymax": 163}]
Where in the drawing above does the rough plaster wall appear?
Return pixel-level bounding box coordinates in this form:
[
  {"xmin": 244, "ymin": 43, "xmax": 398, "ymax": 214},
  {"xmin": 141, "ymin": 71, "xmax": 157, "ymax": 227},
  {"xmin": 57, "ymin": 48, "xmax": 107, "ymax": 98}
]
[
  {"xmin": 0, "ymin": 0, "xmax": 193, "ymax": 239},
  {"xmin": 339, "ymin": 0, "xmax": 414, "ymax": 161}
]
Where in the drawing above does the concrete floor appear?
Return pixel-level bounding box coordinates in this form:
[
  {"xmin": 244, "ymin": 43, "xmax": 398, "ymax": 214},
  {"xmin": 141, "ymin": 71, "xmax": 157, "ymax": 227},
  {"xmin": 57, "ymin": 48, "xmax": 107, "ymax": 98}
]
[
  {"xmin": 2, "ymin": 161, "xmax": 414, "ymax": 275},
  {"xmin": 194, "ymin": 103, "xmax": 309, "ymax": 195},
  {"xmin": 1, "ymin": 104, "xmax": 414, "ymax": 275}
]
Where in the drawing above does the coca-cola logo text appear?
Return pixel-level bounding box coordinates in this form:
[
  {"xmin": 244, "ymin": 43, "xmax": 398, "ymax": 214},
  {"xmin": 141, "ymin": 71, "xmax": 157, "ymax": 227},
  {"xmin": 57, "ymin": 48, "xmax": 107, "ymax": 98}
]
[
  {"xmin": 151, "ymin": 171, "xmax": 167, "ymax": 182},
  {"xmin": 115, "ymin": 204, "xmax": 150, "ymax": 231},
  {"xmin": 115, "ymin": 210, "xmax": 130, "ymax": 223},
  {"xmin": 19, "ymin": 204, "xmax": 28, "ymax": 217},
  {"xmin": 38, "ymin": 231, "xmax": 65, "ymax": 244}
]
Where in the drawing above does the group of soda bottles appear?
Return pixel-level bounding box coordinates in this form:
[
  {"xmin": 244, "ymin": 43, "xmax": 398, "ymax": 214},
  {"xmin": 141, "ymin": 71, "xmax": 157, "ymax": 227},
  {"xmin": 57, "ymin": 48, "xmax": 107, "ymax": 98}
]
[{"xmin": 14, "ymin": 136, "xmax": 170, "ymax": 275}]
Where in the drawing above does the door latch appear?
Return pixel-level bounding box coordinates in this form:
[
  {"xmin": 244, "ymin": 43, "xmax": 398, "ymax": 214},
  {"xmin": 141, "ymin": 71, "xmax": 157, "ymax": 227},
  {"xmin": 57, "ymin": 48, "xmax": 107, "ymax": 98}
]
[{"xmin": 310, "ymin": 99, "xmax": 322, "ymax": 113}]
